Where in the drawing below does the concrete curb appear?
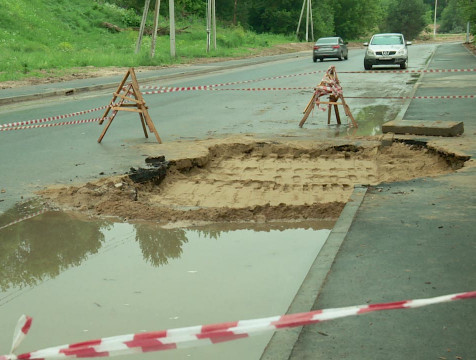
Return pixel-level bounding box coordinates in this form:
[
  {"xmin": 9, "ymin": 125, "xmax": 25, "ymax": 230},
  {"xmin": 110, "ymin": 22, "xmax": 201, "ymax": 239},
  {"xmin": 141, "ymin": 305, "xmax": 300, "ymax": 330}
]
[{"xmin": 260, "ymin": 185, "xmax": 368, "ymax": 360}]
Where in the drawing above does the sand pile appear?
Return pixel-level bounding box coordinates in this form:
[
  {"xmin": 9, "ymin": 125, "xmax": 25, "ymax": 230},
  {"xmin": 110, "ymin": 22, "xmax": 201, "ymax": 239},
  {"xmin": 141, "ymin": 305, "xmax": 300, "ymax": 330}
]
[{"xmin": 38, "ymin": 138, "xmax": 463, "ymax": 225}]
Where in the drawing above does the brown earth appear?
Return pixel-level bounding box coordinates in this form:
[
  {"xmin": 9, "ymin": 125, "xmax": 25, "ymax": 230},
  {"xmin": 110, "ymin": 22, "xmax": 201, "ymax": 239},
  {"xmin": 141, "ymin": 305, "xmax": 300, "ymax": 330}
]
[{"xmin": 38, "ymin": 137, "xmax": 465, "ymax": 226}]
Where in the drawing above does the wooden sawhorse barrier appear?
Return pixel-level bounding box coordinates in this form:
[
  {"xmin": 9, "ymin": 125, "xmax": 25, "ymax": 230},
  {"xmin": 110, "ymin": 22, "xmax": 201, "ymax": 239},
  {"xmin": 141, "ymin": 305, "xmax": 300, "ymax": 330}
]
[
  {"xmin": 98, "ymin": 67, "xmax": 162, "ymax": 143},
  {"xmin": 299, "ymin": 66, "xmax": 357, "ymax": 128}
]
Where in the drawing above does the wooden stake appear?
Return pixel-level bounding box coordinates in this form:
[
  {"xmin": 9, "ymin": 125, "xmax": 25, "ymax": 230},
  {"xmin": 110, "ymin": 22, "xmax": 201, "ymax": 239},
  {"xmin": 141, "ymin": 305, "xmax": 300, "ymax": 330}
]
[{"xmin": 299, "ymin": 66, "xmax": 357, "ymax": 128}]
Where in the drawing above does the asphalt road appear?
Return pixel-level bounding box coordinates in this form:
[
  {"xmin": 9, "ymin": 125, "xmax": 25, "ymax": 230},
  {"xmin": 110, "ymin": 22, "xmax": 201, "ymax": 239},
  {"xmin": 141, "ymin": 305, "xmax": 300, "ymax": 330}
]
[
  {"xmin": 0, "ymin": 44, "xmax": 436, "ymax": 213},
  {"xmin": 0, "ymin": 43, "xmax": 475, "ymax": 360}
]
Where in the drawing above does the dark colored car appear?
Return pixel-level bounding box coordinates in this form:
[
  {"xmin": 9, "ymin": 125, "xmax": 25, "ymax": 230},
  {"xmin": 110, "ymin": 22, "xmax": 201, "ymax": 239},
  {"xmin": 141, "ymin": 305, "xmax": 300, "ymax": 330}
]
[{"xmin": 313, "ymin": 37, "xmax": 348, "ymax": 62}]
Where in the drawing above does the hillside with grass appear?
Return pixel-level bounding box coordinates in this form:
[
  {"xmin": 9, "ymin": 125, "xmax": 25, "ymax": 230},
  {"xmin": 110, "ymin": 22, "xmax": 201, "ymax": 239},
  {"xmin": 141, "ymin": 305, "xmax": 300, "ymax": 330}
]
[{"xmin": 0, "ymin": 0, "xmax": 295, "ymax": 82}]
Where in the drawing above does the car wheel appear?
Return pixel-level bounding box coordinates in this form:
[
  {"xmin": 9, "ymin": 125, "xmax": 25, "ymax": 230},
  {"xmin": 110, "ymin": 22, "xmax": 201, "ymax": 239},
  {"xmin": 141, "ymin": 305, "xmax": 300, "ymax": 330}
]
[
  {"xmin": 364, "ymin": 62, "xmax": 372, "ymax": 70},
  {"xmin": 319, "ymin": 58, "xmax": 324, "ymax": 62},
  {"xmin": 344, "ymin": 52, "xmax": 348, "ymax": 60},
  {"xmin": 400, "ymin": 59, "xmax": 408, "ymax": 69},
  {"xmin": 313, "ymin": 57, "xmax": 317, "ymax": 63},
  {"xmin": 338, "ymin": 53, "xmax": 343, "ymax": 61}
]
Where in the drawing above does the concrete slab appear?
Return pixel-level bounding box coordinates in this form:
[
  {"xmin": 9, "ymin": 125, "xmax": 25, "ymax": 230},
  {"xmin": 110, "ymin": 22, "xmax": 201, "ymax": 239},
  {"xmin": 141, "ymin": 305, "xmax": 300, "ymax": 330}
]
[{"xmin": 382, "ymin": 120, "xmax": 464, "ymax": 137}]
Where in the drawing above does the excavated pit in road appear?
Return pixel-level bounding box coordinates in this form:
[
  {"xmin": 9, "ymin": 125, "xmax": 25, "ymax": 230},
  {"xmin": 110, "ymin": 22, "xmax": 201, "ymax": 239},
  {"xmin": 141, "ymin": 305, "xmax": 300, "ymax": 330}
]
[{"xmin": 38, "ymin": 138, "xmax": 468, "ymax": 226}]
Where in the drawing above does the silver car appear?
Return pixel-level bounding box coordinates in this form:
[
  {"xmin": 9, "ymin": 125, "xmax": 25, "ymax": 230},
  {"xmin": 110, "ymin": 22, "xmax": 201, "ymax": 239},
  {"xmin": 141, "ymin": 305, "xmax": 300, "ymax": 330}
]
[
  {"xmin": 313, "ymin": 37, "xmax": 348, "ymax": 62},
  {"xmin": 363, "ymin": 33, "xmax": 411, "ymax": 70}
]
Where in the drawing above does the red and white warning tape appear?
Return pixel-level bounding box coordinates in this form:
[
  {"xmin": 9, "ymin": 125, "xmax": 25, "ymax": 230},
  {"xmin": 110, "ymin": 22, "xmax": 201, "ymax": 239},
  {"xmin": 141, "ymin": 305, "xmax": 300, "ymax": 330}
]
[
  {"xmin": 2, "ymin": 291, "xmax": 474, "ymax": 360},
  {"xmin": 138, "ymin": 68, "xmax": 476, "ymax": 92},
  {"xmin": 346, "ymin": 94, "xmax": 475, "ymax": 100},
  {"xmin": 141, "ymin": 86, "xmax": 312, "ymax": 95},
  {"xmin": 139, "ymin": 70, "xmax": 325, "ymax": 91},
  {"xmin": 343, "ymin": 68, "xmax": 476, "ymax": 74},
  {"xmin": 1, "ymin": 68, "xmax": 474, "ymax": 132},
  {"xmin": 0, "ymin": 106, "xmax": 108, "ymax": 130},
  {"xmin": 0, "ymin": 209, "xmax": 48, "ymax": 231},
  {"xmin": 142, "ymin": 87, "xmax": 474, "ymax": 100},
  {"xmin": 0, "ymin": 118, "xmax": 103, "ymax": 132}
]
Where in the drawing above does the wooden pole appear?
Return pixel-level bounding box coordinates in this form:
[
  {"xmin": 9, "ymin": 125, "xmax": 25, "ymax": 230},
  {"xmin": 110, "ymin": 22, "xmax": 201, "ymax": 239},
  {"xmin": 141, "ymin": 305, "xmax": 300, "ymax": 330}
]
[
  {"xmin": 212, "ymin": 0, "xmax": 216, "ymax": 50},
  {"xmin": 305, "ymin": 0, "xmax": 309, "ymax": 42},
  {"xmin": 206, "ymin": 0, "xmax": 211, "ymax": 52},
  {"xmin": 233, "ymin": 0, "xmax": 238, "ymax": 26},
  {"xmin": 169, "ymin": 0, "xmax": 176, "ymax": 57},
  {"xmin": 151, "ymin": 0, "xmax": 161, "ymax": 57},
  {"xmin": 135, "ymin": 0, "xmax": 151, "ymax": 54},
  {"xmin": 296, "ymin": 0, "xmax": 306, "ymax": 39},
  {"xmin": 309, "ymin": 0, "xmax": 314, "ymax": 42},
  {"xmin": 466, "ymin": 22, "xmax": 470, "ymax": 44}
]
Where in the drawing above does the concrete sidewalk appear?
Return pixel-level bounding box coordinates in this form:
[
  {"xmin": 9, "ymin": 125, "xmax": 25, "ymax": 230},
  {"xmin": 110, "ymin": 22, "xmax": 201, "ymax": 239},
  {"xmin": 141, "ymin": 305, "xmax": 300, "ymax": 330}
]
[{"xmin": 282, "ymin": 43, "xmax": 476, "ymax": 359}]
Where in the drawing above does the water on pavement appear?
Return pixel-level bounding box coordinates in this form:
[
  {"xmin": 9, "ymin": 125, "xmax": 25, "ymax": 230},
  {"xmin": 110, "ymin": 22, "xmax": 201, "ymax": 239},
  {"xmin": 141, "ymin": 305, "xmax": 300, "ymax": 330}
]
[{"xmin": 0, "ymin": 207, "xmax": 333, "ymax": 360}]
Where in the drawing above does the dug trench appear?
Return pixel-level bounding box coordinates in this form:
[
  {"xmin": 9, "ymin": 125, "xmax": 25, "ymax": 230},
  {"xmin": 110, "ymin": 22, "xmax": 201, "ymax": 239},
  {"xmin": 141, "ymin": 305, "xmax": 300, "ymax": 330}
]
[{"xmin": 37, "ymin": 137, "xmax": 469, "ymax": 225}]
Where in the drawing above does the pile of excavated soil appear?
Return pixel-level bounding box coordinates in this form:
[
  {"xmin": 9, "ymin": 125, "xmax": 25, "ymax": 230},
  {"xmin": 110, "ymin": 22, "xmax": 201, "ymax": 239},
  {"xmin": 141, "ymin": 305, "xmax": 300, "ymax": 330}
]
[{"xmin": 38, "ymin": 137, "xmax": 463, "ymax": 225}]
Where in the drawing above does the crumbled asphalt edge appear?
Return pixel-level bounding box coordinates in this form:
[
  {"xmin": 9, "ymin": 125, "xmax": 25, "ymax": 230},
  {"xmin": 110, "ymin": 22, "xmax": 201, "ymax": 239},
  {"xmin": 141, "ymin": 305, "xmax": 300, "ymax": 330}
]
[
  {"xmin": 128, "ymin": 156, "xmax": 169, "ymax": 185},
  {"xmin": 395, "ymin": 138, "xmax": 470, "ymax": 170}
]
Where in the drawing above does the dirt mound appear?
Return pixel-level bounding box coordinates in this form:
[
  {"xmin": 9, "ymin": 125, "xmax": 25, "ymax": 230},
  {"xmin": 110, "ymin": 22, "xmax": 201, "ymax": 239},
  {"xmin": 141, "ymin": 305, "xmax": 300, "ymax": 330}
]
[{"xmin": 38, "ymin": 138, "xmax": 463, "ymax": 225}]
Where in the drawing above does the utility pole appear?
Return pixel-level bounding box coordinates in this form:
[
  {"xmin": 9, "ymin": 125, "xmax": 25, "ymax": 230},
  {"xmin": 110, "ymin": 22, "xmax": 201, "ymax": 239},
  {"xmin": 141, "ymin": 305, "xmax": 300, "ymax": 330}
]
[
  {"xmin": 296, "ymin": 0, "xmax": 306, "ymax": 39},
  {"xmin": 151, "ymin": 0, "xmax": 161, "ymax": 57},
  {"xmin": 212, "ymin": 0, "xmax": 216, "ymax": 49},
  {"xmin": 296, "ymin": 0, "xmax": 313, "ymax": 42},
  {"xmin": 466, "ymin": 22, "xmax": 470, "ymax": 44},
  {"xmin": 206, "ymin": 0, "xmax": 211, "ymax": 52},
  {"xmin": 433, "ymin": 0, "xmax": 438, "ymax": 39},
  {"xmin": 135, "ymin": 0, "xmax": 151, "ymax": 54},
  {"xmin": 169, "ymin": 0, "xmax": 176, "ymax": 57},
  {"xmin": 233, "ymin": 0, "xmax": 238, "ymax": 26},
  {"xmin": 305, "ymin": 0, "xmax": 309, "ymax": 42},
  {"xmin": 309, "ymin": 0, "xmax": 314, "ymax": 42}
]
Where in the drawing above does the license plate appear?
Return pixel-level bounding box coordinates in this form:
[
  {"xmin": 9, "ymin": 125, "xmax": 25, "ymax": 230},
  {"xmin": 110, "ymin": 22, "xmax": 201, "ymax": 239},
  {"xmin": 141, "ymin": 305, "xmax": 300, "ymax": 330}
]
[{"xmin": 380, "ymin": 57, "xmax": 392, "ymax": 60}]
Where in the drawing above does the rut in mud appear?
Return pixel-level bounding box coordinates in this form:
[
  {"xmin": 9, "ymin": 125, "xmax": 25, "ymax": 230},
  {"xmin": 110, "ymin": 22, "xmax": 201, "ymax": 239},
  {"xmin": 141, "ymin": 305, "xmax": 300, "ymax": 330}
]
[{"xmin": 38, "ymin": 139, "xmax": 467, "ymax": 224}]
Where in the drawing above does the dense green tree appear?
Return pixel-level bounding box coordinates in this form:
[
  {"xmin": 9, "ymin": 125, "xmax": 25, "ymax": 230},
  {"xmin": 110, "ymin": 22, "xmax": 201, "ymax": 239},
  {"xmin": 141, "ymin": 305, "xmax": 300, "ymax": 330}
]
[
  {"xmin": 423, "ymin": 0, "xmax": 447, "ymax": 18},
  {"xmin": 309, "ymin": 0, "xmax": 335, "ymax": 39},
  {"xmin": 457, "ymin": 0, "xmax": 476, "ymax": 35},
  {"xmin": 439, "ymin": 0, "xmax": 465, "ymax": 33},
  {"xmin": 333, "ymin": 0, "xmax": 384, "ymax": 40},
  {"xmin": 382, "ymin": 0, "xmax": 428, "ymax": 39},
  {"xmin": 247, "ymin": 0, "xmax": 301, "ymax": 34}
]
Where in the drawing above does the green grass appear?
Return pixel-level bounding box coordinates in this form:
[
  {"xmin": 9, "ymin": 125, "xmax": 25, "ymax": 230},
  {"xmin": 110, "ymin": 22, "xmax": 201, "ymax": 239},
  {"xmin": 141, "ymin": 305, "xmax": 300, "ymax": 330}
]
[{"xmin": 0, "ymin": 0, "xmax": 295, "ymax": 82}]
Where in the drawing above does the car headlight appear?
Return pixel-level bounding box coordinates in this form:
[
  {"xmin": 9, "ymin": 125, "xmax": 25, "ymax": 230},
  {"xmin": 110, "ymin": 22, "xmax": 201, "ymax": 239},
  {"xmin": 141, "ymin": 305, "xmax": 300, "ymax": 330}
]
[
  {"xmin": 396, "ymin": 48, "xmax": 407, "ymax": 56},
  {"xmin": 366, "ymin": 49, "xmax": 375, "ymax": 56}
]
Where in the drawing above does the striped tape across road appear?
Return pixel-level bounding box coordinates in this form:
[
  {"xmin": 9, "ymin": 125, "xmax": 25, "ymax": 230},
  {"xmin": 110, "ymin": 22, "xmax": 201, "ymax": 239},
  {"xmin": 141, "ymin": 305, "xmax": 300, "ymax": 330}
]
[{"xmin": 1, "ymin": 291, "xmax": 475, "ymax": 360}]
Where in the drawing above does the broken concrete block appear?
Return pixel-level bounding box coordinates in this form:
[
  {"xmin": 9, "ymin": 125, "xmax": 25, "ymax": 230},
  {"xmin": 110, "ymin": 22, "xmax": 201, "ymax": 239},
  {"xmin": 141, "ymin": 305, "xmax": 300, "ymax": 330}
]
[{"xmin": 382, "ymin": 120, "xmax": 464, "ymax": 137}]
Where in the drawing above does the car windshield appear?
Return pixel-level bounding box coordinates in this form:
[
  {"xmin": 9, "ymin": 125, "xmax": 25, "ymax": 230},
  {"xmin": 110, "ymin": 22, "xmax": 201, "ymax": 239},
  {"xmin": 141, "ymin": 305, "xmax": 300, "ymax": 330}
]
[
  {"xmin": 371, "ymin": 35, "xmax": 403, "ymax": 45},
  {"xmin": 316, "ymin": 38, "xmax": 338, "ymax": 45}
]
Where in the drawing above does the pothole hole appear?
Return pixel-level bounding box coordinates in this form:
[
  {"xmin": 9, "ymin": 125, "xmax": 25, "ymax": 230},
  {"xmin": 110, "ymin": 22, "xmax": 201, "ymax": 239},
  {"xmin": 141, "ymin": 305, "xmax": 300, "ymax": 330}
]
[{"xmin": 38, "ymin": 140, "xmax": 468, "ymax": 224}]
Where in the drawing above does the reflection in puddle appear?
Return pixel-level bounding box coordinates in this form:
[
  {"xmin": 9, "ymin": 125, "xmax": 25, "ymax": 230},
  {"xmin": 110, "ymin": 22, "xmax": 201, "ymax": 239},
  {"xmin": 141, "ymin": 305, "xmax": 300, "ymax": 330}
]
[
  {"xmin": 0, "ymin": 211, "xmax": 332, "ymax": 360},
  {"xmin": 332, "ymin": 105, "xmax": 396, "ymax": 137}
]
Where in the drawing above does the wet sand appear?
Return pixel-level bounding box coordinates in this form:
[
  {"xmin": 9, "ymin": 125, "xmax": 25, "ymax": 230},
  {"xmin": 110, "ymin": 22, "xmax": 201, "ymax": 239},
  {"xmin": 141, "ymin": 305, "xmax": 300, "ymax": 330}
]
[{"xmin": 37, "ymin": 136, "xmax": 460, "ymax": 225}]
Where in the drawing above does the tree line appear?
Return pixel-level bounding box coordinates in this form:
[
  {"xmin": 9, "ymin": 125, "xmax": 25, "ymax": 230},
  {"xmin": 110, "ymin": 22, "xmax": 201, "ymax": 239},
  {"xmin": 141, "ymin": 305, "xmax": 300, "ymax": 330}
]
[{"xmin": 103, "ymin": 0, "xmax": 474, "ymax": 40}]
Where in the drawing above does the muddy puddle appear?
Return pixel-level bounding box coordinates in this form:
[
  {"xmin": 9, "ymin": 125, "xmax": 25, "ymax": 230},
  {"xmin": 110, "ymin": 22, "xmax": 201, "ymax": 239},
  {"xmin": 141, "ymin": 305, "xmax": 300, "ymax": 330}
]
[
  {"xmin": 330, "ymin": 105, "xmax": 399, "ymax": 137},
  {"xmin": 37, "ymin": 138, "xmax": 466, "ymax": 225},
  {"xmin": 0, "ymin": 210, "xmax": 333, "ymax": 360}
]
